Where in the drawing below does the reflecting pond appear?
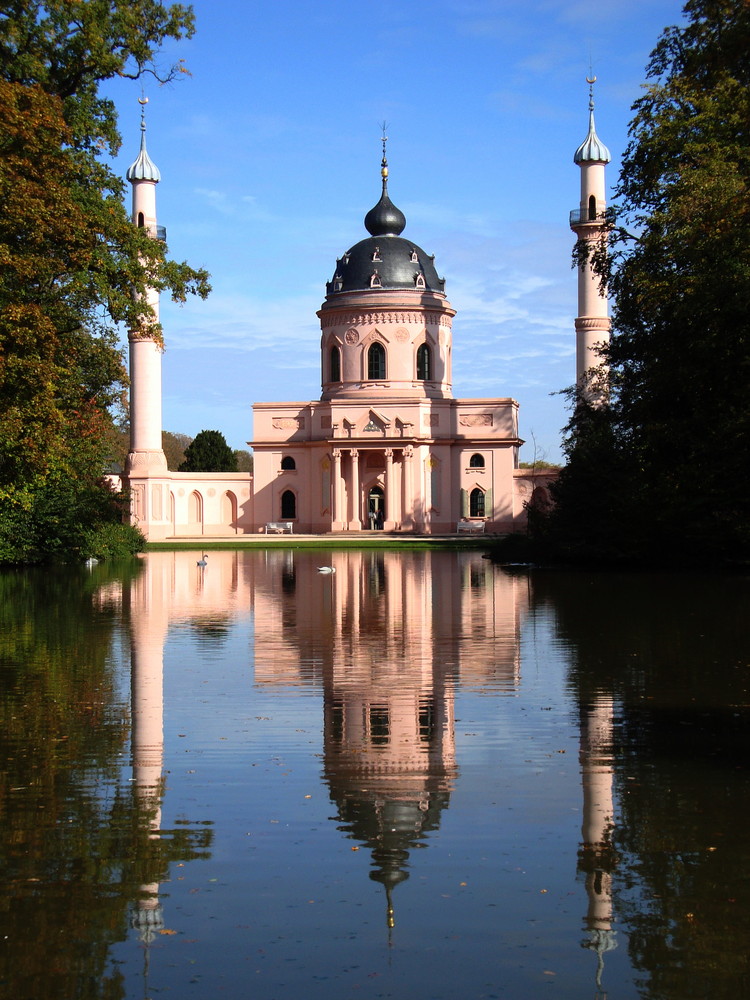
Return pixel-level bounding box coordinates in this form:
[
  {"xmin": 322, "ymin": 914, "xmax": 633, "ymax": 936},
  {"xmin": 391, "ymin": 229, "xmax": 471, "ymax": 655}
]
[{"xmin": 0, "ymin": 549, "xmax": 748, "ymax": 999}]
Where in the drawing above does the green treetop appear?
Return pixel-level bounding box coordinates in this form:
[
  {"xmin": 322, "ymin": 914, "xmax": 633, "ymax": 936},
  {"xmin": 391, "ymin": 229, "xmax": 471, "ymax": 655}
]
[
  {"xmin": 0, "ymin": 1, "xmax": 210, "ymax": 562},
  {"xmin": 179, "ymin": 430, "xmax": 238, "ymax": 473}
]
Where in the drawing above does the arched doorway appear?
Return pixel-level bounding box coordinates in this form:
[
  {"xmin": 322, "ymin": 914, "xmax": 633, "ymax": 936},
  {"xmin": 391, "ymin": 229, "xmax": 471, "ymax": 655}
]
[{"xmin": 367, "ymin": 485, "xmax": 385, "ymax": 530}]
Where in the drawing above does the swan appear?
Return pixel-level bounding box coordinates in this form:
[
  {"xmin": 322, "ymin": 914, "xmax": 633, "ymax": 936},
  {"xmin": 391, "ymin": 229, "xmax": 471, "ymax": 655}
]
[
  {"xmin": 197, "ymin": 554, "xmax": 209, "ymax": 567},
  {"xmin": 317, "ymin": 566, "xmax": 336, "ymax": 574}
]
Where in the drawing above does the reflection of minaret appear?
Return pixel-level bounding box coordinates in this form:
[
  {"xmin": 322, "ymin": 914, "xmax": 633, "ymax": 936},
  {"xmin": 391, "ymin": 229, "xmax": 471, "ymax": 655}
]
[
  {"xmin": 579, "ymin": 696, "xmax": 617, "ymax": 995},
  {"xmin": 128, "ymin": 566, "xmax": 168, "ymax": 952}
]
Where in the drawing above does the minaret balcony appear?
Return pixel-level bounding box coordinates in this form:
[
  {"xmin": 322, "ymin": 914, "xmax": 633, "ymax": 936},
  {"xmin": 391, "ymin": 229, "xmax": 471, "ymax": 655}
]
[{"xmin": 569, "ymin": 207, "xmax": 615, "ymax": 227}]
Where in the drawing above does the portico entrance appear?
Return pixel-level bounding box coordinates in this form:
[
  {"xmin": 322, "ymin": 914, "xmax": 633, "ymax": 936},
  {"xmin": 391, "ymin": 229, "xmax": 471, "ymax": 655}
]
[{"xmin": 367, "ymin": 485, "xmax": 385, "ymax": 529}]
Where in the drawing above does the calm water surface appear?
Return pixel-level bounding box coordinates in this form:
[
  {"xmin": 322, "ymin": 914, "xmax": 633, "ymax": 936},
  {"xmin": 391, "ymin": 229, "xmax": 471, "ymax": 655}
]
[{"xmin": 0, "ymin": 549, "xmax": 748, "ymax": 1000}]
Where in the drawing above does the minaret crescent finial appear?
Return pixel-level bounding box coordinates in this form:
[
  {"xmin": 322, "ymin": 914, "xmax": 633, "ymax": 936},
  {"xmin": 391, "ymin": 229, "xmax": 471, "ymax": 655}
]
[{"xmin": 586, "ymin": 73, "xmax": 597, "ymax": 110}]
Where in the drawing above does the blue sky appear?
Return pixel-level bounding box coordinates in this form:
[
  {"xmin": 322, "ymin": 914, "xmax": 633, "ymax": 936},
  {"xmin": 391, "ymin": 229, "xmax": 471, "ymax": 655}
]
[{"xmin": 107, "ymin": 0, "xmax": 685, "ymax": 462}]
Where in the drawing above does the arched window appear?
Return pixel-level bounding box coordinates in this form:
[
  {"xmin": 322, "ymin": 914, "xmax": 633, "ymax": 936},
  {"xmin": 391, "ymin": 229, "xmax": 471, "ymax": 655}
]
[
  {"xmin": 137, "ymin": 212, "xmax": 145, "ymax": 228},
  {"xmin": 330, "ymin": 345, "xmax": 341, "ymax": 382},
  {"xmin": 280, "ymin": 489, "xmax": 296, "ymax": 519},
  {"xmin": 368, "ymin": 342, "xmax": 386, "ymax": 380},
  {"xmin": 469, "ymin": 487, "xmax": 485, "ymax": 518},
  {"xmin": 469, "ymin": 453, "xmax": 485, "ymax": 468},
  {"xmin": 222, "ymin": 490, "xmax": 238, "ymax": 530},
  {"xmin": 281, "ymin": 456, "xmax": 296, "ymax": 471},
  {"xmin": 189, "ymin": 490, "xmax": 203, "ymax": 527},
  {"xmin": 417, "ymin": 343, "xmax": 431, "ymax": 381},
  {"xmin": 588, "ymin": 194, "xmax": 597, "ymax": 220}
]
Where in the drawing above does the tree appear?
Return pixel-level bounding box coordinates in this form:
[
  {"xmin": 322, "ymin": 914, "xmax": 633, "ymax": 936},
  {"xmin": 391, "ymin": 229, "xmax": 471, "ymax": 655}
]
[
  {"xmin": 163, "ymin": 430, "xmax": 193, "ymax": 470},
  {"xmin": 234, "ymin": 448, "xmax": 254, "ymax": 473},
  {"xmin": 553, "ymin": 0, "xmax": 750, "ymax": 566},
  {"xmin": 0, "ymin": 2, "xmax": 210, "ymax": 563},
  {"xmin": 179, "ymin": 430, "xmax": 237, "ymax": 472}
]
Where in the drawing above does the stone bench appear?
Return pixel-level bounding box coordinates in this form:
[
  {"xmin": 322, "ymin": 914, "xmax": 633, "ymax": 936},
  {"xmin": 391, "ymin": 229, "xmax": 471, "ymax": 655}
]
[
  {"xmin": 456, "ymin": 520, "xmax": 485, "ymax": 534},
  {"xmin": 264, "ymin": 522, "xmax": 294, "ymax": 534}
]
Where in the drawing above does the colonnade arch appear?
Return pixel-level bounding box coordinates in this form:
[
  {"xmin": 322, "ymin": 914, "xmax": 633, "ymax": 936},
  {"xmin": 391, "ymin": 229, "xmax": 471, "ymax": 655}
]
[{"xmin": 330, "ymin": 446, "xmax": 413, "ymax": 531}]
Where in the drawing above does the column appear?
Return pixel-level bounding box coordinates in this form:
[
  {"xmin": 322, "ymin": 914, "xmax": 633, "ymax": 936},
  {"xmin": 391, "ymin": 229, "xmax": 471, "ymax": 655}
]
[
  {"xmin": 332, "ymin": 449, "xmax": 342, "ymax": 529},
  {"xmin": 402, "ymin": 446, "xmax": 413, "ymax": 529},
  {"xmin": 350, "ymin": 449, "xmax": 361, "ymax": 529},
  {"xmin": 385, "ymin": 448, "xmax": 395, "ymax": 528}
]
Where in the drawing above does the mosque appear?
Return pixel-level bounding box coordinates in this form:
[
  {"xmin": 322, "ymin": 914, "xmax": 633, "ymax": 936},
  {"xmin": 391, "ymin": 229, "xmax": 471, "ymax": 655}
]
[{"xmin": 121, "ymin": 87, "xmax": 610, "ymax": 539}]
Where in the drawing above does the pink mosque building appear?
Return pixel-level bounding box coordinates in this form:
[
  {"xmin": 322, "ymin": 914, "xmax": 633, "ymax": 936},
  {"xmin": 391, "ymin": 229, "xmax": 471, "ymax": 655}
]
[{"xmin": 122, "ymin": 89, "xmax": 610, "ymax": 538}]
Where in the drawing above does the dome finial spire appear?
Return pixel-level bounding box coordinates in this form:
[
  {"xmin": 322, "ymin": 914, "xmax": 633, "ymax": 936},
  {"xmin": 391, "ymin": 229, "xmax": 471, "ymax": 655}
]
[
  {"xmin": 380, "ymin": 121, "xmax": 389, "ymax": 184},
  {"xmin": 364, "ymin": 124, "xmax": 406, "ymax": 237}
]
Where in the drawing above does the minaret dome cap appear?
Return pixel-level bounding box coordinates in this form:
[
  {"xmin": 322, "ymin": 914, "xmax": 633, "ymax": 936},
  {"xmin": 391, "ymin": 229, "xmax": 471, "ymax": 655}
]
[
  {"xmin": 127, "ymin": 99, "xmax": 161, "ymax": 183},
  {"xmin": 574, "ymin": 77, "xmax": 611, "ymax": 165}
]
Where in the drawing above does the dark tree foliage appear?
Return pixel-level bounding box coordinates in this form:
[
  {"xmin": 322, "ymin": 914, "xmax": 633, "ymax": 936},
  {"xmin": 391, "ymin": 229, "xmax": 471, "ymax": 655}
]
[
  {"xmin": 0, "ymin": 2, "xmax": 210, "ymax": 563},
  {"xmin": 179, "ymin": 429, "xmax": 238, "ymax": 472},
  {"xmin": 0, "ymin": 565, "xmax": 213, "ymax": 997},
  {"xmin": 551, "ymin": 0, "xmax": 750, "ymax": 567}
]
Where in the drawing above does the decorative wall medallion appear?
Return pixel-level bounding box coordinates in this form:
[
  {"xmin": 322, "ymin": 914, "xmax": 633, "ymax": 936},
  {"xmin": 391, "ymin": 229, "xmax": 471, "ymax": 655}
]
[
  {"xmin": 272, "ymin": 417, "xmax": 305, "ymax": 430},
  {"xmin": 208, "ymin": 488, "xmax": 216, "ymax": 498},
  {"xmin": 423, "ymin": 414, "xmax": 439, "ymax": 427},
  {"xmin": 459, "ymin": 413, "xmax": 493, "ymax": 427},
  {"xmin": 395, "ymin": 327, "xmax": 409, "ymax": 342},
  {"xmin": 344, "ymin": 329, "xmax": 359, "ymax": 345},
  {"xmin": 178, "ymin": 488, "xmax": 185, "ymax": 497}
]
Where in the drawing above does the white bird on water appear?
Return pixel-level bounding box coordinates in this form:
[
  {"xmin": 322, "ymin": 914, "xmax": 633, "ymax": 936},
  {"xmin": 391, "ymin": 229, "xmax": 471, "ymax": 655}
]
[
  {"xmin": 317, "ymin": 566, "xmax": 336, "ymax": 574},
  {"xmin": 197, "ymin": 554, "xmax": 209, "ymax": 567}
]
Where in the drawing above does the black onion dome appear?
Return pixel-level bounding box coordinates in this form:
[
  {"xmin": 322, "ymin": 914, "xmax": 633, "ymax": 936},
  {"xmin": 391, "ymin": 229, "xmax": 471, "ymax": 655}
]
[
  {"xmin": 327, "ymin": 236, "xmax": 445, "ymax": 295},
  {"xmin": 326, "ymin": 149, "xmax": 446, "ymax": 296},
  {"xmin": 364, "ymin": 186, "xmax": 406, "ymax": 236}
]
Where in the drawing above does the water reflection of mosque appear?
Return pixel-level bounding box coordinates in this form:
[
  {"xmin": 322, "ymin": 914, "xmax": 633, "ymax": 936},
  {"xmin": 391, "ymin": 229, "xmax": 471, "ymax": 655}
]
[
  {"xmin": 123, "ymin": 550, "xmax": 618, "ymax": 989},
  {"xmin": 255, "ymin": 549, "xmax": 528, "ymax": 925}
]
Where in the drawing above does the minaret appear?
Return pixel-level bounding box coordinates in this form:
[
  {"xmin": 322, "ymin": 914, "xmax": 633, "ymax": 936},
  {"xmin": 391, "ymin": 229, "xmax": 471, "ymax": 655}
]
[
  {"xmin": 570, "ymin": 78, "xmax": 611, "ymax": 400},
  {"xmin": 125, "ymin": 98, "xmax": 168, "ymax": 478}
]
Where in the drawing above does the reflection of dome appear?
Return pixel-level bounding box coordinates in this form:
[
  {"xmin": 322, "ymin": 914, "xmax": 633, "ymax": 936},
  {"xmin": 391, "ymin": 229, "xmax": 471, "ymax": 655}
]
[
  {"xmin": 130, "ymin": 901, "xmax": 164, "ymax": 944},
  {"xmin": 330, "ymin": 784, "xmax": 451, "ymax": 927}
]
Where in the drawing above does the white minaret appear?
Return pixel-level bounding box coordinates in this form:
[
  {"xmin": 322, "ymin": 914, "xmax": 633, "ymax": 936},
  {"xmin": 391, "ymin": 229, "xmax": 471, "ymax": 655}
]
[
  {"xmin": 570, "ymin": 78, "xmax": 611, "ymax": 399},
  {"xmin": 125, "ymin": 98, "xmax": 168, "ymax": 478}
]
